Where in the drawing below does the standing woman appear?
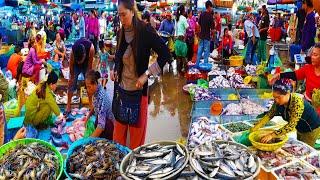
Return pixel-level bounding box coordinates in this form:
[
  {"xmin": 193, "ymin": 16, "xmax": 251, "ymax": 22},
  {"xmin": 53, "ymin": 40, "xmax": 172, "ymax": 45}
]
[
  {"xmin": 175, "ymin": 5, "xmax": 189, "ymax": 74},
  {"xmin": 186, "ymin": 9, "xmax": 196, "ymax": 62},
  {"xmin": 84, "ymin": 70, "xmax": 114, "ymax": 139},
  {"xmin": 87, "ymin": 9, "xmax": 100, "ymax": 54},
  {"xmin": 112, "ymin": 0, "xmax": 171, "ymax": 149},
  {"xmin": 99, "ymin": 12, "xmax": 107, "ymax": 40}
]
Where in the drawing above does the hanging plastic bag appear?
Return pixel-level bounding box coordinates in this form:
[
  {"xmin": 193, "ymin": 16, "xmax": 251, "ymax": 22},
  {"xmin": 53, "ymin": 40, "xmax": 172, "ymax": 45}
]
[
  {"xmin": 174, "ymin": 39, "xmax": 188, "ymax": 57},
  {"xmin": 84, "ymin": 117, "xmax": 95, "ymax": 138},
  {"xmin": 197, "ymin": 79, "xmax": 209, "ymax": 89}
]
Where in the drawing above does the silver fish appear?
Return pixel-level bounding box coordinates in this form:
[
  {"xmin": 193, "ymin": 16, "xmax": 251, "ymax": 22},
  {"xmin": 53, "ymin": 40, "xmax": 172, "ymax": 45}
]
[{"xmin": 220, "ymin": 162, "xmax": 235, "ymax": 176}]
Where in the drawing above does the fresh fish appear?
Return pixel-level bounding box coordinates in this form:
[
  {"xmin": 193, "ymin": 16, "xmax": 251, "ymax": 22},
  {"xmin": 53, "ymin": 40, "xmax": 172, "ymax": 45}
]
[
  {"xmin": 220, "ymin": 162, "xmax": 235, "ymax": 176},
  {"xmin": 209, "ymin": 167, "xmax": 219, "ymax": 178},
  {"xmin": 248, "ymin": 155, "xmax": 255, "ymax": 168},
  {"xmin": 125, "ymin": 143, "xmax": 187, "ymax": 179}
]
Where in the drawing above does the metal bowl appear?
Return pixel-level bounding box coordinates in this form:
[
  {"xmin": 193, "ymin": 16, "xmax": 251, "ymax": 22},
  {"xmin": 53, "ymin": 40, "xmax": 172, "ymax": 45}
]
[
  {"xmin": 190, "ymin": 140, "xmax": 261, "ymax": 180},
  {"xmin": 120, "ymin": 141, "xmax": 189, "ymax": 180}
]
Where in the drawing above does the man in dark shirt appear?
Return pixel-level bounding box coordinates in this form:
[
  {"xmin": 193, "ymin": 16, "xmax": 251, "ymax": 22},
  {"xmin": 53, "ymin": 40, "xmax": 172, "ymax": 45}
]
[
  {"xmin": 301, "ymin": 0, "xmax": 316, "ymax": 53},
  {"xmin": 196, "ymin": 0, "xmax": 214, "ymax": 67},
  {"xmin": 258, "ymin": 5, "xmax": 270, "ymax": 62},
  {"xmin": 295, "ymin": 8, "xmax": 306, "ymax": 44}
]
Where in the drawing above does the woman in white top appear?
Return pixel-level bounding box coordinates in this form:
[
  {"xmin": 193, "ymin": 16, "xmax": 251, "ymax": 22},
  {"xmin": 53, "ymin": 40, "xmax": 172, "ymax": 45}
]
[{"xmin": 99, "ymin": 12, "xmax": 107, "ymax": 40}]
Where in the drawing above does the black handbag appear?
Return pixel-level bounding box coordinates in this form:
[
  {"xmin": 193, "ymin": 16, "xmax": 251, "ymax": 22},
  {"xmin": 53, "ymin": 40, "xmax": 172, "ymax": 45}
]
[{"xmin": 112, "ymin": 83, "xmax": 142, "ymax": 125}]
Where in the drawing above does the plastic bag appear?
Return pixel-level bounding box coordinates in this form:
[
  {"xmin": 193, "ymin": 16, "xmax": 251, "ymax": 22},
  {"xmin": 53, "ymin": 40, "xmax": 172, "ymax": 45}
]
[
  {"xmin": 234, "ymin": 131, "xmax": 252, "ymax": 146},
  {"xmin": 174, "ymin": 39, "xmax": 188, "ymax": 57},
  {"xmin": 168, "ymin": 37, "xmax": 174, "ymax": 53},
  {"xmin": 84, "ymin": 118, "xmax": 95, "ymax": 138},
  {"xmin": 197, "ymin": 79, "xmax": 209, "ymax": 89}
]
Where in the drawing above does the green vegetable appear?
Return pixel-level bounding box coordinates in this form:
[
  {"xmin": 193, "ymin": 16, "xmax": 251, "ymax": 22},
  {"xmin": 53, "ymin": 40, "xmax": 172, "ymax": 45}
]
[{"xmin": 223, "ymin": 122, "xmax": 251, "ymax": 133}]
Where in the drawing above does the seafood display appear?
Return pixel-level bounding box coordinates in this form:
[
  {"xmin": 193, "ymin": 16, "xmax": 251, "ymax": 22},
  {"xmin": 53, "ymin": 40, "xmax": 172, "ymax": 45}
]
[
  {"xmin": 123, "ymin": 143, "xmax": 188, "ymax": 179},
  {"xmin": 221, "ymin": 103, "xmax": 242, "ymax": 115},
  {"xmin": 0, "ymin": 142, "xmax": 60, "ymax": 179},
  {"xmin": 65, "ymin": 117, "xmax": 86, "ymax": 142},
  {"xmin": 240, "ymin": 99, "xmax": 268, "ymax": 115},
  {"xmin": 193, "ymin": 88, "xmax": 220, "ymax": 101},
  {"xmin": 188, "ymin": 117, "xmax": 230, "ymax": 149},
  {"xmin": 209, "ymin": 76, "xmax": 231, "ymax": 88},
  {"xmin": 24, "ymin": 81, "xmax": 37, "ymax": 96},
  {"xmin": 245, "ymin": 65, "xmax": 257, "ymax": 76},
  {"xmin": 176, "ymin": 165, "xmax": 198, "ymax": 179},
  {"xmin": 56, "ymin": 92, "xmax": 80, "ymax": 104},
  {"xmin": 282, "ymin": 139, "xmax": 315, "ymax": 157},
  {"xmin": 246, "ymin": 119, "xmax": 277, "ymax": 127},
  {"xmin": 274, "ymin": 162, "xmax": 320, "ymax": 179},
  {"xmin": 208, "ymin": 66, "xmax": 226, "ymax": 76},
  {"xmin": 250, "ymin": 148, "xmax": 292, "ymax": 170},
  {"xmin": 190, "ymin": 141, "xmax": 260, "ymax": 179},
  {"xmin": 306, "ymin": 155, "xmax": 320, "ymax": 169},
  {"xmin": 66, "ymin": 140, "xmax": 127, "ymax": 179},
  {"xmin": 223, "ymin": 122, "xmax": 252, "ymax": 133},
  {"xmin": 229, "ymin": 74, "xmax": 254, "ymax": 89}
]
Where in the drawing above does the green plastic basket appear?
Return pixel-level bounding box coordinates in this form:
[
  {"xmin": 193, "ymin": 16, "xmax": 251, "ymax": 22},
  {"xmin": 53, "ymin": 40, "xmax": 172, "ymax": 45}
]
[{"xmin": 0, "ymin": 138, "xmax": 64, "ymax": 179}]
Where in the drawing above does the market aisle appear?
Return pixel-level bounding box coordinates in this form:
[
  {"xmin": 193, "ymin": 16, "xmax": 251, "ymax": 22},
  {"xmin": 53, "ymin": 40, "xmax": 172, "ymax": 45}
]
[{"xmin": 146, "ymin": 71, "xmax": 192, "ymax": 143}]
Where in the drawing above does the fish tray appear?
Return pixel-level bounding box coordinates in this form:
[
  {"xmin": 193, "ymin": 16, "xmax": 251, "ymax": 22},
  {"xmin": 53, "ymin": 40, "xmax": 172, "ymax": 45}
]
[
  {"xmin": 221, "ymin": 121, "xmax": 253, "ymax": 134},
  {"xmin": 65, "ymin": 138, "xmax": 131, "ymax": 179},
  {"xmin": 248, "ymin": 147, "xmax": 294, "ymax": 172},
  {"xmin": 0, "ymin": 138, "xmax": 64, "ymax": 179},
  {"xmin": 245, "ymin": 119, "xmax": 278, "ymax": 129},
  {"xmin": 190, "ymin": 140, "xmax": 261, "ymax": 180},
  {"xmin": 238, "ymin": 89, "xmax": 273, "ymax": 100},
  {"xmin": 271, "ymin": 160, "xmax": 320, "ymax": 179},
  {"xmin": 187, "ymin": 117, "xmax": 232, "ymax": 150},
  {"xmin": 280, "ymin": 138, "xmax": 317, "ymax": 159},
  {"xmin": 305, "ymin": 153, "xmax": 320, "ymax": 171},
  {"xmin": 239, "ymin": 99, "xmax": 273, "ymax": 116},
  {"xmin": 120, "ymin": 141, "xmax": 189, "ymax": 180}
]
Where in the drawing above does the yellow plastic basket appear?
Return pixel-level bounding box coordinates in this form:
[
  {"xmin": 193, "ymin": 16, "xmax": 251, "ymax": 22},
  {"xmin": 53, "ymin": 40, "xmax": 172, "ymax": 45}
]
[
  {"xmin": 229, "ymin": 56, "xmax": 244, "ymax": 66},
  {"xmin": 249, "ymin": 130, "xmax": 288, "ymax": 151}
]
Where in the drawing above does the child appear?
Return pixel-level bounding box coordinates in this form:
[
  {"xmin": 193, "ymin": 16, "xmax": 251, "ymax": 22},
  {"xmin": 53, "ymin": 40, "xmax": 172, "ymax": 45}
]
[{"xmin": 98, "ymin": 41, "xmax": 114, "ymax": 89}]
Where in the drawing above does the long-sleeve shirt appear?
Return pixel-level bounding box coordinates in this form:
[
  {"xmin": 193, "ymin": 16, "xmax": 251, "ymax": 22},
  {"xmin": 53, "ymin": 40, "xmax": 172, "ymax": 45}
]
[
  {"xmin": 281, "ymin": 64, "xmax": 320, "ymax": 101},
  {"xmin": 22, "ymin": 47, "xmax": 42, "ymax": 76},
  {"xmin": 87, "ymin": 17, "xmax": 100, "ymax": 37},
  {"xmin": 93, "ymin": 85, "xmax": 114, "ymax": 130},
  {"xmin": 251, "ymin": 93, "xmax": 320, "ymax": 135},
  {"xmin": 158, "ymin": 19, "xmax": 175, "ymax": 35},
  {"xmin": 301, "ymin": 12, "xmax": 316, "ymax": 52},
  {"xmin": 244, "ymin": 20, "xmax": 260, "ymax": 38},
  {"xmin": 24, "ymin": 86, "xmax": 60, "ymax": 126}
]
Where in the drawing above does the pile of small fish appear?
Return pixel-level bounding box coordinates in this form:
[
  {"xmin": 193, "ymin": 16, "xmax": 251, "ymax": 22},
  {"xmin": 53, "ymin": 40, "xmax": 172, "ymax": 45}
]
[
  {"xmin": 306, "ymin": 155, "xmax": 320, "ymax": 169},
  {"xmin": 191, "ymin": 141, "xmax": 259, "ymax": 179},
  {"xmin": 223, "ymin": 122, "xmax": 252, "ymax": 133},
  {"xmin": 251, "ymin": 149, "xmax": 292, "ymax": 170},
  {"xmin": 240, "ymin": 99, "xmax": 268, "ymax": 115},
  {"xmin": 282, "ymin": 139, "xmax": 314, "ymax": 157},
  {"xmin": 124, "ymin": 143, "xmax": 187, "ymax": 179},
  {"xmin": 176, "ymin": 165, "xmax": 198, "ymax": 179},
  {"xmin": 222, "ymin": 103, "xmax": 243, "ymax": 115},
  {"xmin": 274, "ymin": 162, "xmax": 320, "ymax": 179},
  {"xmin": 0, "ymin": 142, "xmax": 60, "ymax": 179},
  {"xmin": 245, "ymin": 65, "xmax": 257, "ymax": 76},
  {"xmin": 247, "ymin": 120, "xmax": 276, "ymax": 127},
  {"xmin": 67, "ymin": 140, "xmax": 126, "ymax": 179},
  {"xmin": 209, "ymin": 76, "xmax": 231, "ymax": 88},
  {"xmin": 193, "ymin": 88, "xmax": 220, "ymax": 101},
  {"xmin": 229, "ymin": 74, "xmax": 254, "ymax": 89},
  {"xmin": 208, "ymin": 66, "xmax": 226, "ymax": 76},
  {"xmin": 188, "ymin": 117, "xmax": 230, "ymax": 149},
  {"xmin": 70, "ymin": 107, "xmax": 89, "ymax": 116},
  {"xmin": 65, "ymin": 117, "xmax": 86, "ymax": 142}
]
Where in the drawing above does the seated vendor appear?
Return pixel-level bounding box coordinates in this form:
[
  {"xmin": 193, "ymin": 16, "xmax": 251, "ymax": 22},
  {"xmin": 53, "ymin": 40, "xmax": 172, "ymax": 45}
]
[
  {"xmin": 84, "ymin": 70, "xmax": 114, "ymax": 139},
  {"xmin": 35, "ymin": 34, "xmax": 45, "ymax": 54},
  {"xmin": 0, "ymin": 109, "xmax": 26, "ymax": 146},
  {"xmin": 22, "ymin": 37, "xmax": 44, "ymax": 84},
  {"xmin": 251, "ymin": 79, "xmax": 320, "ymax": 146},
  {"xmin": 53, "ymin": 33, "xmax": 66, "ymax": 62},
  {"xmin": 270, "ymin": 43, "xmax": 320, "ymax": 101},
  {"xmin": 220, "ymin": 28, "xmax": 233, "ymax": 59},
  {"xmin": 24, "ymin": 71, "xmax": 60, "ymax": 128},
  {"xmin": 7, "ymin": 45, "xmax": 22, "ymax": 79}
]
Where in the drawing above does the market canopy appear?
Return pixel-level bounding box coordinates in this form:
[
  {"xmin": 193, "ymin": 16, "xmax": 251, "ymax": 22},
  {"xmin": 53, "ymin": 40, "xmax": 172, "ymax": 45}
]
[{"xmin": 267, "ymin": 0, "xmax": 295, "ymax": 5}]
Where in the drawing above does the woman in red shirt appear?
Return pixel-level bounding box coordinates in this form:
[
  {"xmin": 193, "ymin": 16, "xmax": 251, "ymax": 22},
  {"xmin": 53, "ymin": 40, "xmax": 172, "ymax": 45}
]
[
  {"xmin": 271, "ymin": 43, "xmax": 320, "ymax": 101},
  {"xmin": 220, "ymin": 28, "xmax": 233, "ymax": 59}
]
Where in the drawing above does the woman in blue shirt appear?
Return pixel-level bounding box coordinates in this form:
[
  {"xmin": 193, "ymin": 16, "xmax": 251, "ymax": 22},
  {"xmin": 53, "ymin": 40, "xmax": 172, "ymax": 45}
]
[
  {"xmin": 158, "ymin": 12, "xmax": 175, "ymax": 43},
  {"xmin": 84, "ymin": 70, "xmax": 114, "ymax": 139}
]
